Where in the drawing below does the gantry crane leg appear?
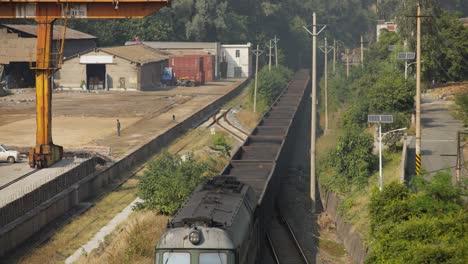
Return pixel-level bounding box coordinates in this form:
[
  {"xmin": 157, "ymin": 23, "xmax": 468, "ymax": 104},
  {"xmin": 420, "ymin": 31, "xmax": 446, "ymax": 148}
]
[{"xmin": 29, "ymin": 8, "xmax": 63, "ymax": 169}]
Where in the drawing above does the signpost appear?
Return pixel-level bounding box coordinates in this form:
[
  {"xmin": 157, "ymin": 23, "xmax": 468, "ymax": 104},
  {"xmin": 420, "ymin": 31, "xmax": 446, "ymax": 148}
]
[{"xmin": 368, "ymin": 114, "xmax": 394, "ymax": 191}]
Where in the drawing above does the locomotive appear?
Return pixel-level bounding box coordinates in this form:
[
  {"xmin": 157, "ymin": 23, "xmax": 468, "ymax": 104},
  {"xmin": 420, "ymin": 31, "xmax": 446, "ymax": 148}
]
[{"xmin": 155, "ymin": 70, "xmax": 310, "ymax": 264}]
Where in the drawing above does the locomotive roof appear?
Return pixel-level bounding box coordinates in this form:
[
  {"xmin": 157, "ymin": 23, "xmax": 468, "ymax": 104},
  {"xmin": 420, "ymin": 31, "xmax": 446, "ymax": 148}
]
[{"xmin": 170, "ymin": 176, "xmax": 255, "ymax": 229}]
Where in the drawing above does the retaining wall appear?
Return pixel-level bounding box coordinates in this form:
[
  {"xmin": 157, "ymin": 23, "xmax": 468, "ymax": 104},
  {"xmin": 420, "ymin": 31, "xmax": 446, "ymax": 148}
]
[
  {"xmin": 0, "ymin": 79, "xmax": 249, "ymax": 256},
  {"xmin": 0, "ymin": 158, "xmax": 98, "ymax": 227},
  {"xmin": 320, "ymin": 191, "xmax": 368, "ymax": 264}
]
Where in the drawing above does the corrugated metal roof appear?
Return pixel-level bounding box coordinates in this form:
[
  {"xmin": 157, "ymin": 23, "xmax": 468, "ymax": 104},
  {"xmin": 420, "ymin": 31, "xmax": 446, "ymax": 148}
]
[
  {"xmin": 99, "ymin": 44, "xmax": 169, "ymax": 64},
  {"xmin": 126, "ymin": 41, "xmax": 218, "ymax": 50},
  {"xmin": 2, "ymin": 24, "xmax": 96, "ymax": 40}
]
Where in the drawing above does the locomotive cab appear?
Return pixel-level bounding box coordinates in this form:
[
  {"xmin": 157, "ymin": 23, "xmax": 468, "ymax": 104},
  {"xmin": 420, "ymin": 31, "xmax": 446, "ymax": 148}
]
[
  {"xmin": 156, "ymin": 226, "xmax": 236, "ymax": 264},
  {"xmin": 155, "ymin": 250, "xmax": 235, "ymax": 264}
]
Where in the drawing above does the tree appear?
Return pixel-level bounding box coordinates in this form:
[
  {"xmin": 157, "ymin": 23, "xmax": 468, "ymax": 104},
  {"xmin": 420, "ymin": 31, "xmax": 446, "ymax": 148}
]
[
  {"xmin": 396, "ymin": 0, "xmax": 468, "ymax": 82},
  {"xmin": 185, "ymin": 0, "xmax": 228, "ymax": 41}
]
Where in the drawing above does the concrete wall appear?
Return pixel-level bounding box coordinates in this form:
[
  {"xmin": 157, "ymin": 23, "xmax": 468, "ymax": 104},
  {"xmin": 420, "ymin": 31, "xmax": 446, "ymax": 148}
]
[
  {"xmin": 0, "ymin": 79, "xmax": 249, "ymax": 257},
  {"xmin": 221, "ymin": 45, "xmax": 251, "ymax": 78},
  {"xmin": 320, "ymin": 191, "xmax": 368, "ymax": 264},
  {"xmin": 0, "ymin": 30, "xmax": 36, "ymax": 64},
  {"xmin": 106, "ymin": 55, "xmax": 139, "ymax": 90},
  {"xmin": 139, "ymin": 61, "xmax": 167, "ymax": 91},
  {"xmin": 54, "ymin": 55, "xmax": 86, "ymax": 88}
]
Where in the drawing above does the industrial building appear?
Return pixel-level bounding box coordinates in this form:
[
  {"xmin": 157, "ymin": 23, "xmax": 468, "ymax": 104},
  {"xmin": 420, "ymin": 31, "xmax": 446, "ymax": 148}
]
[
  {"xmin": 0, "ymin": 24, "xmax": 97, "ymax": 88},
  {"xmin": 220, "ymin": 43, "xmax": 252, "ymax": 78},
  {"xmin": 124, "ymin": 41, "xmax": 252, "ymax": 79},
  {"xmin": 55, "ymin": 45, "xmax": 169, "ymax": 91}
]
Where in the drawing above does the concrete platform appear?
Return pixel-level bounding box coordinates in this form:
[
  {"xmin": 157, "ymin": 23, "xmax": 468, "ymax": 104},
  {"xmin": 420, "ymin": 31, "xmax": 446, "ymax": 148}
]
[
  {"xmin": 0, "ymin": 161, "xmax": 34, "ymax": 186},
  {"xmin": 0, "ymin": 158, "xmax": 88, "ymax": 208}
]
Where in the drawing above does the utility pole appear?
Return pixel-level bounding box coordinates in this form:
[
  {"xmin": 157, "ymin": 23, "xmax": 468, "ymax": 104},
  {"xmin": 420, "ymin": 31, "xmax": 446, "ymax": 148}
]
[
  {"xmin": 273, "ymin": 35, "xmax": 280, "ymax": 67},
  {"xmin": 320, "ymin": 37, "xmax": 334, "ymax": 133},
  {"xmin": 346, "ymin": 48, "xmax": 350, "ymax": 78},
  {"xmin": 333, "ymin": 39, "xmax": 336, "ymax": 73},
  {"xmin": 267, "ymin": 39, "xmax": 273, "ymax": 71},
  {"xmin": 252, "ymin": 44, "xmax": 263, "ymax": 113},
  {"xmin": 303, "ymin": 13, "xmax": 326, "ymax": 205},
  {"xmin": 415, "ymin": 0, "xmax": 422, "ymax": 175},
  {"xmin": 360, "ymin": 33, "xmax": 364, "ymax": 67}
]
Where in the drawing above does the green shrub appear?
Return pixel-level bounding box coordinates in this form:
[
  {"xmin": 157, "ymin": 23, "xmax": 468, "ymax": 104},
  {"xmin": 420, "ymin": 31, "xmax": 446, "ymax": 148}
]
[
  {"xmin": 366, "ymin": 172, "xmax": 467, "ymax": 264},
  {"xmin": 137, "ymin": 151, "xmax": 215, "ymax": 215},
  {"xmin": 212, "ymin": 134, "xmax": 232, "ymax": 157},
  {"xmin": 327, "ymin": 127, "xmax": 377, "ymax": 192},
  {"xmin": 455, "ymin": 92, "xmax": 468, "ymax": 127},
  {"xmin": 248, "ymin": 66, "xmax": 293, "ymax": 113}
]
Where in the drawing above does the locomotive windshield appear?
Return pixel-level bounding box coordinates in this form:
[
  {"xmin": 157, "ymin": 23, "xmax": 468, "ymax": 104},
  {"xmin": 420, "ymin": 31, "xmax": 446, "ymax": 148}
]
[
  {"xmin": 162, "ymin": 252, "xmax": 190, "ymax": 264},
  {"xmin": 199, "ymin": 252, "xmax": 228, "ymax": 264},
  {"xmin": 155, "ymin": 250, "xmax": 232, "ymax": 264}
]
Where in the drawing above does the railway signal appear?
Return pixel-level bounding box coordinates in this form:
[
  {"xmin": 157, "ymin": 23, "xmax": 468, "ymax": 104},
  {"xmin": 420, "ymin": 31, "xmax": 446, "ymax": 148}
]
[{"xmin": 0, "ymin": 0, "xmax": 171, "ymax": 168}]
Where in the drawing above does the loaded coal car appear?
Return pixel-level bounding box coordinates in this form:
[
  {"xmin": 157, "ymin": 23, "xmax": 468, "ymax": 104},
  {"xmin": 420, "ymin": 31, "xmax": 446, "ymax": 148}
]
[{"xmin": 155, "ymin": 70, "xmax": 310, "ymax": 264}]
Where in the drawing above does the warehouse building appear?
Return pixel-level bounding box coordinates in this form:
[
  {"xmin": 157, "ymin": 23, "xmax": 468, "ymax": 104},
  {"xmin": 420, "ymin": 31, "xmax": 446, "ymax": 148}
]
[
  {"xmin": 55, "ymin": 45, "xmax": 169, "ymax": 91},
  {"xmin": 126, "ymin": 41, "xmax": 221, "ymax": 78},
  {"xmin": 124, "ymin": 41, "xmax": 252, "ymax": 79},
  {"xmin": 0, "ymin": 24, "xmax": 97, "ymax": 88}
]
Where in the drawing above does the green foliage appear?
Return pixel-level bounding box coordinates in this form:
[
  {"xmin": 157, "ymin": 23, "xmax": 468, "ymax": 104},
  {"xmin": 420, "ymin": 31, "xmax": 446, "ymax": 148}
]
[
  {"xmin": 212, "ymin": 134, "xmax": 232, "ymax": 157},
  {"xmin": 249, "ymin": 66, "xmax": 293, "ymax": 113},
  {"xmin": 366, "ymin": 62, "xmax": 415, "ymax": 114},
  {"xmin": 137, "ymin": 151, "xmax": 214, "ymax": 215},
  {"xmin": 327, "ymin": 127, "xmax": 377, "ymax": 192},
  {"xmin": 396, "ymin": 1, "xmax": 468, "ymax": 82},
  {"xmin": 366, "ymin": 172, "xmax": 468, "ymax": 263},
  {"xmin": 455, "ymin": 92, "xmax": 468, "ymax": 126}
]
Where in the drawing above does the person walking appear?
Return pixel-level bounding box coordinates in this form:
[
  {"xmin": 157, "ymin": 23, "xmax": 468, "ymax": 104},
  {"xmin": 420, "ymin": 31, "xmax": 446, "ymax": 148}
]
[{"xmin": 116, "ymin": 119, "xmax": 121, "ymax": 137}]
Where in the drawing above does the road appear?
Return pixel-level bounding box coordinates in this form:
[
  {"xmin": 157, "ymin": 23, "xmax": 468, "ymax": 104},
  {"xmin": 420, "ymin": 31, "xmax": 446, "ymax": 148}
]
[{"xmin": 421, "ymin": 97, "xmax": 463, "ymax": 180}]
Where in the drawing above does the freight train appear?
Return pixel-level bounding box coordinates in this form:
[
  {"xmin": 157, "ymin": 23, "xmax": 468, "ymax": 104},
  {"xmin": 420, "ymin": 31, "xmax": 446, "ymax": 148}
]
[{"xmin": 155, "ymin": 70, "xmax": 310, "ymax": 264}]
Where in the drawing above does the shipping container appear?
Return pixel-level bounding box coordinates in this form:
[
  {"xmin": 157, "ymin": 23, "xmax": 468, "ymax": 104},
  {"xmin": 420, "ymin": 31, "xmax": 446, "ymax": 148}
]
[
  {"xmin": 202, "ymin": 55, "xmax": 215, "ymax": 82},
  {"xmin": 169, "ymin": 56, "xmax": 203, "ymax": 71}
]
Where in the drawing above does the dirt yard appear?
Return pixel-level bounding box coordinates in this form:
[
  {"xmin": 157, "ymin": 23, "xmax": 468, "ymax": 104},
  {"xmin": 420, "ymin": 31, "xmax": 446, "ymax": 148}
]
[{"xmin": 0, "ymin": 79, "xmax": 244, "ymax": 158}]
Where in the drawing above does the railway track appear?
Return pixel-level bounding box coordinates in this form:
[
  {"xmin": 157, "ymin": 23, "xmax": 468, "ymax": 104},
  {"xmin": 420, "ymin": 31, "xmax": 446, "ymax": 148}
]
[
  {"xmin": 212, "ymin": 108, "xmax": 248, "ymax": 141},
  {"xmin": 0, "ymin": 169, "xmax": 39, "ymax": 191},
  {"xmin": 266, "ymin": 210, "xmax": 310, "ymax": 264}
]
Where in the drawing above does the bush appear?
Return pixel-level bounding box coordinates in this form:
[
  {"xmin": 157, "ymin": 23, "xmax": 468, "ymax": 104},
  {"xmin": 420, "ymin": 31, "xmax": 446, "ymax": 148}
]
[
  {"xmin": 138, "ymin": 151, "xmax": 215, "ymax": 215},
  {"xmin": 212, "ymin": 134, "xmax": 232, "ymax": 157},
  {"xmin": 366, "ymin": 172, "xmax": 467, "ymax": 264},
  {"xmin": 326, "ymin": 126, "xmax": 377, "ymax": 192},
  {"xmin": 248, "ymin": 65, "xmax": 293, "ymax": 112}
]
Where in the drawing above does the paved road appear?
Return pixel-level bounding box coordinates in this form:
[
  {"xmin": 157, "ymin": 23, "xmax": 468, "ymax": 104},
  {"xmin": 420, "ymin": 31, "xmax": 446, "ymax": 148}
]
[{"xmin": 421, "ymin": 97, "xmax": 463, "ymax": 180}]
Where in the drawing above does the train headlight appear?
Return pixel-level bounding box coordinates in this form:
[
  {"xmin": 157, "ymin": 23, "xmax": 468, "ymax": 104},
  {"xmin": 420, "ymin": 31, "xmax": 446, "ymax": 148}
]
[{"xmin": 189, "ymin": 230, "xmax": 202, "ymax": 245}]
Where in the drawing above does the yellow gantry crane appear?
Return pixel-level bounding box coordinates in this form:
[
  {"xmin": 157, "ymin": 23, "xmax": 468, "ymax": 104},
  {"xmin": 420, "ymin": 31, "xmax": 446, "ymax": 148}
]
[{"xmin": 0, "ymin": 0, "xmax": 171, "ymax": 168}]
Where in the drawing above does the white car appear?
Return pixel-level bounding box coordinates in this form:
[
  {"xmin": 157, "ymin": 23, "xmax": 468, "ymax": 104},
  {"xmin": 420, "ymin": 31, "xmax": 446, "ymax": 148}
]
[{"xmin": 0, "ymin": 144, "xmax": 20, "ymax": 163}]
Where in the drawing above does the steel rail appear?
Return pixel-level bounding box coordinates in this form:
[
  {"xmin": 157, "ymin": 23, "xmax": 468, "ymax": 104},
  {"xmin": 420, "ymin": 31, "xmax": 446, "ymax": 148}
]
[
  {"xmin": 266, "ymin": 233, "xmax": 281, "ymax": 264},
  {"xmin": 212, "ymin": 109, "xmax": 245, "ymax": 141},
  {"xmin": 279, "ymin": 212, "xmax": 310, "ymax": 264},
  {"xmin": 0, "ymin": 169, "xmax": 39, "ymax": 191},
  {"xmin": 223, "ymin": 112, "xmax": 249, "ymax": 136}
]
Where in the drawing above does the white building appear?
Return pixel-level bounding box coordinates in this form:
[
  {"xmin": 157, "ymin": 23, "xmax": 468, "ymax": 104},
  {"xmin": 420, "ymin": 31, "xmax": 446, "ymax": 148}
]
[
  {"xmin": 377, "ymin": 20, "xmax": 397, "ymax": 40},
  {"xmin": 220, "ymin": 43, "xmax": 252, "ymax": 78}
]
